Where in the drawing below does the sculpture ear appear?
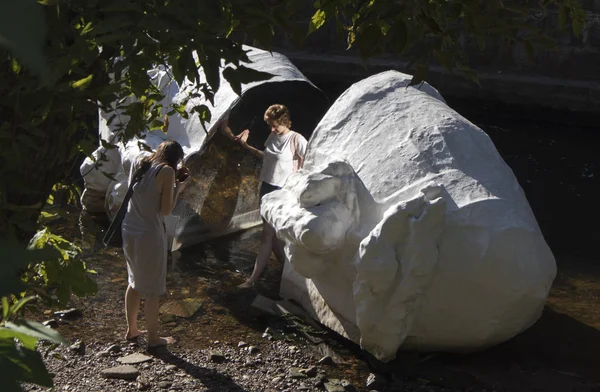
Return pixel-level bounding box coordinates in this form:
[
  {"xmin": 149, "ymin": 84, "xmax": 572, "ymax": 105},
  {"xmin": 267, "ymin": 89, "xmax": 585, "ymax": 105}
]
[{"xmin": 353, "ymin": 186, "xmax": 446, "ymax": 361}]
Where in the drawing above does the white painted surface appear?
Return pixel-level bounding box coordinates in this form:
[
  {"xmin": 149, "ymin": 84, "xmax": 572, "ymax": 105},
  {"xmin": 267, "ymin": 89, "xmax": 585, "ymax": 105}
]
[
  {"xmin": 262, "ymin": 70, "xmax": 556, "ymax": 361},
  {"xmin": 82, "ymin": 46, "xmax": 318, "ymax": 218}
]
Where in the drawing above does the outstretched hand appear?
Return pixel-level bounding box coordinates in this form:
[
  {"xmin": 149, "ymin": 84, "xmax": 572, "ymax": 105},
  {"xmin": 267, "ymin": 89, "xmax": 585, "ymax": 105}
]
[
  {"xmin": 176, "ymin": 166, "xmax": 191, "ymax": 189},
  {"xmin": 235, "ymin": 129, "xmax": 250, "ymax": 144}
]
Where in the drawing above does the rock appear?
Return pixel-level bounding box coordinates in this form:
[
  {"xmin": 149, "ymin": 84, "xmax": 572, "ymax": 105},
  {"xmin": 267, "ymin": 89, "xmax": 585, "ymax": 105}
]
[
  {"xmin": 158, "ymin": 381, "xmax": 172, "ymax": 388},
  {"xmin": 318, "ymin": 356, "xmax": 334, "ymax": 366},
  {"xmin": 101, "ymin": 365, "xmax": 140, "ymax": 380},
  {"xmin": 137, "ymin": 378, "xmax": 151, "ymax": 391},
  {"xmin": 159, "ymin": 298, "xmax": 203, "ymax": 318},
  {"xmin": 324, "ymin": 379, "xmax": 346, "ymax": 392},
  {"xmin": 238, "ymin": 341, "xmax": 248, "ymax": 348},
  {"xmin": 288, "ymin": 367, "xmax": 307, "ymax": 379},
  {"xmin": 366, "ymin": 373, "xmax": 387, "ymax": 390},
  {"xmin": 244, "ymin": 360, "xmax": 255, "ymax": 367},
  {"xmin": 69, "ymin": 340, "xmax": 85, "ymax": 355},
  {"xmin": 272, "ymin": 377, "xmax": 283, "ymax": 383},
  {"xmin": 117, "ymin": 353, "xmax": 153, "ymax": 364},
  {"xmin": 106, "ymin": 344, "xmax": 121, "ymax": 353},
  {"xmin": 267, "ymin": 70, "xmax": 556, "ymax": 361},
  {"xmin": 165, "ymin": 364, "xmax": 177, "ymax": 371},
  {"xmin": 302, "ymin": 366, "xmax": 318, "ymax": 377},
  {"xmin": 53, "ymin": 308, "xmax": 83, "ymax": 320},
  {"xmin": 42, "ymin": 319, "xmax": 58, "ymax": 329},
  {"xmin": 248, "ymin": 345, "xmax": 260, "ymax": 354},
  {"xmin": 209, "ymin": 350, "xmax": 226, "ymax": 363}
]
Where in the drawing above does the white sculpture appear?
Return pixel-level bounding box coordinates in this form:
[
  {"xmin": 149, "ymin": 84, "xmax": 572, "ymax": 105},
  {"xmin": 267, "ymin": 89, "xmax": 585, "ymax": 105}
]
[
  {"xmin": 80, "ymin": 46, "xmax": 327, "ymax": 247},
  {"xmin": 261, "ymin": 70, "xmax": 556, "ymax": 362}
]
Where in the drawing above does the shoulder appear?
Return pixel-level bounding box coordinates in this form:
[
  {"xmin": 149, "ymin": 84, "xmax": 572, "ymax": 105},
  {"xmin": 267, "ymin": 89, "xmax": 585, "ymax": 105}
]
[
  {"xmin": 292, "ymin": 131, "xmax": 308, "ymax": 144},
  {"xmin": 156, "ymin": 165, "xmax": 175, "ymax": 182}
]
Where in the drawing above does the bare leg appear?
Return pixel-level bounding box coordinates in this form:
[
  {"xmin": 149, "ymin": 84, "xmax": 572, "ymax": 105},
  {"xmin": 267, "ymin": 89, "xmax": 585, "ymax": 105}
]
[
  {"xmin": 145, "ymin": 295, "xmax": 175, "ymax": 347},
  {"xmin": 125, "ymin": 285, "xmax": 142, "ymax": 339},
  {"xmin": 240, "ymin": 220, "xmax": 276, "ymax": 287},
  {"xmin": 272, "ymin": 236, "xmax": 286, "ymax": 264}
]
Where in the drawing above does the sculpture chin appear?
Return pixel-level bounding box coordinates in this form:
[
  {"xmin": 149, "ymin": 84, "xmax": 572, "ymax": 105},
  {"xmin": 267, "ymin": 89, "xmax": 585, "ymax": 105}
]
[{"xmin": 261, "ymin": 70, "xmax": 556, "ymax": 362}]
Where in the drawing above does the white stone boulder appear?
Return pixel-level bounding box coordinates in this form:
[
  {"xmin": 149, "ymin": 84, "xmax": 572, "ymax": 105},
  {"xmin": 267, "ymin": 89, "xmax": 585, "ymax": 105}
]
[{"xmin": 261, "ymin": 70, "xmax": 556, "ymax": 362}]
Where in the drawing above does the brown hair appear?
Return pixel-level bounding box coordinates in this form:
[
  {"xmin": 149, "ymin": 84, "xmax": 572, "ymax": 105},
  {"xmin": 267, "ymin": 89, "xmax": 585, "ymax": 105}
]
[
  {"xmin": 141, "ymin": 140, "xmax": 184, "ymax": 172},
  {"xmin": 264, "ymin": 104, "xmax": 292, "ymax": 128}
]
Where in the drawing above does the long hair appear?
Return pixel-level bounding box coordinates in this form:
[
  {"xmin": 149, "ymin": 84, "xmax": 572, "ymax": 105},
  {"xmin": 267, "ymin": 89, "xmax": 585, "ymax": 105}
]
[
  {"xmin": 264, "ymin": 104, "xmax": 292, "ymax": 128},
  {"xmin": 140, "ymin": 140, "xmax": 184, "ymax": 172}
]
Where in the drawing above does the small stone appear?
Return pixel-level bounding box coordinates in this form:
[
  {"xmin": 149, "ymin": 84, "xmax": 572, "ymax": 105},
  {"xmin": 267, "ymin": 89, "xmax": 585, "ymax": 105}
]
[
  {"xmin": 272, "ymin": 377, "xmax": 283, "ymax": 383},
  {"xmin": 117, "ymin": 353, "xmax": 152, "ymax": 365},
  {"xmin": 101, "ymin": 365, "xmax": 140, "ymax": 380},
  {"xmin": 213, "ymin": 340, "xmax": 220, "ymax": 344},
  {"xmin": 324, "ymin": 379, "xmax": 346, "ymax": 392},
  {"xmin": 106, "ymin": 344, "xmax": 121, "ymax": 353},
  {"xmin": 158, "ymin": 381, "xmax": 172, "ymax": 388},
  {"xmin": 244, "ymin": 360, "xmax": 255, "ymax": 367},
  {"xmin": 44, "ymin": 309, "xmax": 52, "ymax": 315},
  {"xmin": 238, "ymin": 341, "xmax": 247, "ymax": 348},
  {"xmin": 209, "ymin": 350, "xmax": 226, "ymax": 363},
  {"xmin": 137, "ymin": 378, "xmax": 151, "ymax": 391},
  {"xmin": 289, "ymin": 367, "xmax": 307, "ymax": 379},
  {"xmin": 366, "ymin": 373, "xmax": 387, "ymax": 390},
  {"xmin": 248, "ymin": 346, "xmax": 260, "ymax": 354},
  {"xmin": 69, "ymin": 340, "xmax": 85, "ymax": 355},
  {"xmin": 303, "ymin": 366, "xmax": 318, "ymax": 377},
  {"xmin": 318, "ymin": 356, "xmax": 335, "ymax": 365},
  {"xmin": 53, "ymin": 308, "xmax": 83, "ymax": 320},
  {"xmin": 43, "ymin": 319, "xmax": 58, "ymax": 329},
  {"xmin": 165, "ymin": 364, "xmax": 177, "ymax": 371}
]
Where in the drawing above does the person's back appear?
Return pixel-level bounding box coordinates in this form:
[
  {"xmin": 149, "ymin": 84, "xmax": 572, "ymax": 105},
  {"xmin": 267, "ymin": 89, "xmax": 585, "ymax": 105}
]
[{"xmin": 123, "ymin": 162, "xmax": 164, "ymax": 232}]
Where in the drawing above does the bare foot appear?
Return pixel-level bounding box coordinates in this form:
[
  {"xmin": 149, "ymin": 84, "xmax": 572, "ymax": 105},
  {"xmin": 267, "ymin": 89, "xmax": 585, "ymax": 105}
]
[
  {"xmin": 237, "ymin": 280, "xmax": 255, "ymax": 289},
  {"xmin": 125, "ymin": 329, "xmax": 147, "ymax": 341},
  {"xmin": 147, "ymin": 336, "xmax": 176, "ymax": 348}
]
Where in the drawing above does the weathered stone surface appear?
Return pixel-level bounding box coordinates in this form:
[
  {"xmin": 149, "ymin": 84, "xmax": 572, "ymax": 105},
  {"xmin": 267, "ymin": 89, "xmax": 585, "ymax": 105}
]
[
  {"xmin": 101, "ymin": 365, "xmax": 140, "ymax": 380},
  {"xmin": 117, "ymin": 353, "xmax": 153, "ymax": 365},
  {"xmin": 159, "ymin": 298, "xmax": 203, "ymax": 319},
  {"xmin": 264, "ymin": 70, "xmax": 556, "ymax": 361},
  {"xmin": 209, "ymin": 350, "xmax": 226, "ymax": 363}
]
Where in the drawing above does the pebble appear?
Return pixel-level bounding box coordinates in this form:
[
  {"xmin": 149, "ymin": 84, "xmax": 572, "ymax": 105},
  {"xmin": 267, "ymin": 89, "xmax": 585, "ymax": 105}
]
[
  {"xmin": 117, "ymin": 353, "xmax": 152, "ymax": 365},
  {"xmin": 69, "ymin": 340, "xmax": 85, "ymax": 355},
  {"xmin": 366, "ymin": 373, "xmax": 387, "ymax": 390},
  {"xmin": 288, "ymin": 367, "xmax": 307, "ymax": 379},
  {"xmin": 303, "ymin": 366, "xmax": 318, "ymax": 377},
  {"xmin": 238, "ymin": 341, "xmax": 248, "ymax": 348},
  {"xmin": 209, "ymin": 350, "xmax": 226, "ymax": 363},
  {"xmin": 158, "ymin": 381, "xmax": 172, "ymax": 388},
  {"xmin": 318, "ymin": 356, "xmax": 335, "ymax": 365},
  {"xmin": 248, "ymin": 345, "xmax": 260, "ymax": 354},
  {"xmin": 101, "ymin": 365, "xmax": 140, "ymax": 380},
  {"xmin": 272, "ymin": 377, "xmax": 283, "ymax": 383},
  {"xmin": 165, "ymin": 364, "xmax": 177, "ymax": 371}
]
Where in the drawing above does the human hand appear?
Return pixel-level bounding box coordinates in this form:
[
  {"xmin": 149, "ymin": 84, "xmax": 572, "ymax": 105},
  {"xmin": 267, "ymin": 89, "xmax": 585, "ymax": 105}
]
[
  {"xmin": 176, "ymin": 166, "xmax": 190, "ymax": 183},
  {"xmin": 235, "ymin": 129, "xmax": 250, "ymax": 144}
]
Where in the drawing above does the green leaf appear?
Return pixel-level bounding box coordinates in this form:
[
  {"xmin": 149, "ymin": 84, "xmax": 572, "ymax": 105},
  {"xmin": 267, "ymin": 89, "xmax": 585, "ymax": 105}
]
[
  {"xmin": 0, "ymin": 337, "xmax": 54, "ymax": 387},
  {"xmin": 0, "ymin": 0, "xmax": 48, "ymax": 80},
  {"xmin": 4, "ymin": 320, "xmax": 68, "ymax": 345},
  {"xmin": 308, "ymin": 9, "xmax": 327, "ymax": 35},
  {"xmin": 0, "ymin": 240, "xmax": 56, "ymax": 298},
  {"xmin": 222, "ymin": 66, "xmax": 242, "ymax": 96},
  {"xmin": 0, "ymin": 327, "xmax": 39, "ymax": 350},
  {"xmin": 2, "ymin": 297, "xmax": 9, "ymax": 320},
  {"xmin": 71, "ymin": 74, "xmax": 94, "ymax": 90}
]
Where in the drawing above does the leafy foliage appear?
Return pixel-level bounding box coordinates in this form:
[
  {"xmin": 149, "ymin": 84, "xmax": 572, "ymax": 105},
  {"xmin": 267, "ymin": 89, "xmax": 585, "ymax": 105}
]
[
  {"xmin": 308, "ymin": 0, "xmax": 585, "ymax": 85},
  {"xmin": 1, "ymin": 295, "xmax": 68, "ymax": 392}
]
